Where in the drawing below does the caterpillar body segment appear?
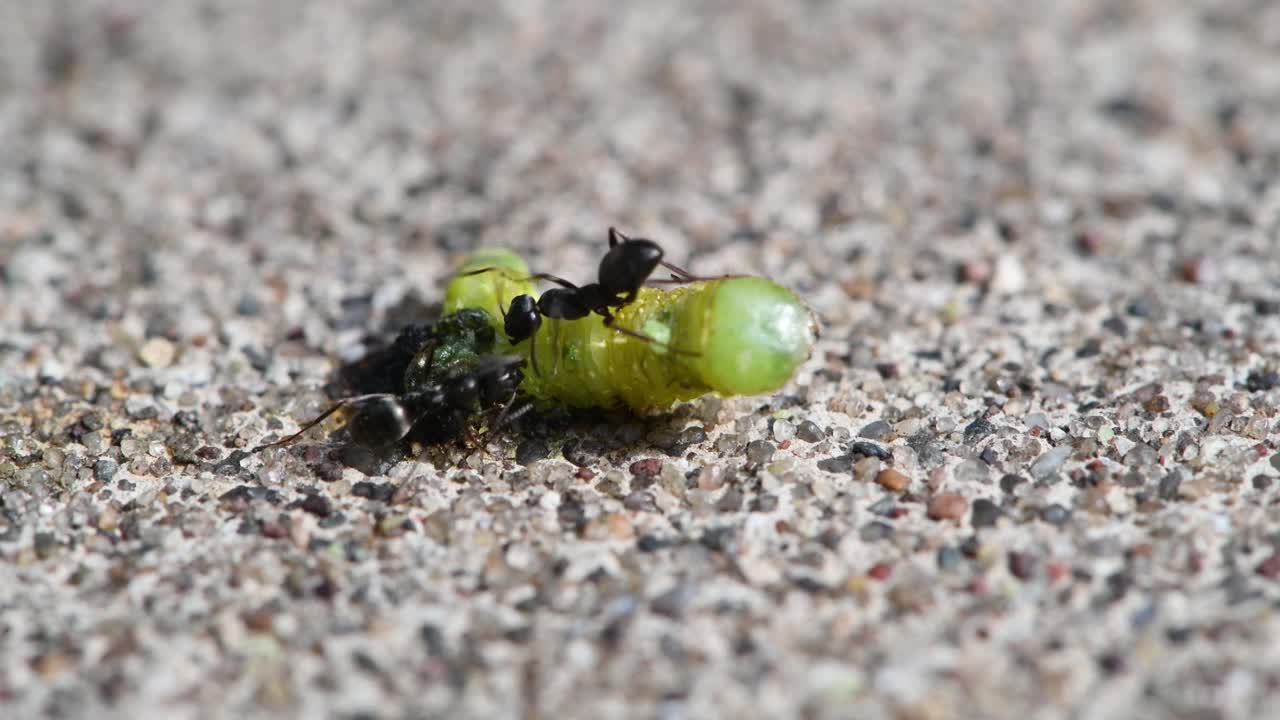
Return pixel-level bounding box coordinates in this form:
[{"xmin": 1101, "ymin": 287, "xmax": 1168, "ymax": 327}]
[{"xmin": 443, "ymin": 248, "xmax": 817, "ymax": 411}]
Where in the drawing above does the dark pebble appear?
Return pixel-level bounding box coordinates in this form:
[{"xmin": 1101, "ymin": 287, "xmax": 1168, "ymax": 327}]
[
  {"xmin": 875, "ymin": 363, "xmax": 899, "ymax": 379},
  {"xmin": 1040, "ymin": 504, "xmax": 1071, "ymax": 525},
  {"xmin": 700, "ymin": 526, "xmax": 736, "ymax": 552},
  {"xmin": 336, "ymin": 445, "xmax": 386, "ymax": 477},
  {"xmin": 629, "ymin": 458, "xmax": 662, "ymax": 479},
  {"xmin": 651, "ymin": 585, "xmax": 692, "ymax": 619},
  {"xmin": 215, "ymin": 450, "xmax": 252, "ymax": 476},
  {"xmin": 219, "ymin": 485, "xmax": 284, "ymax": 506},
  {"xmin": 1126, "ymin": 297, "xmax": 1153, "ymax": 318},
  {"xmin": 816, "ymin": 454, "xmax": 852, "ymax": 473},
  {"xmin": 352, "ymin": 481, "xmax": 395, "ymax": 502},
  {"xmin": 557, "ymin": 493, "xmax": 586, "ymax": 530},
  {"xmin": 750, "ymin": 493, "xmax": 779, "ymax": 512},
  {"xmin": 94, "ymin": 458, "xmax": 118, "ymax": 482},
  {"xmin": 681, "ymin": 426, "xmax": 708, "ymax": 445},
  {"xmin": 623, "ymin": 491, "xmax": 656, "ymax": 512},
  {"xmin": 318, "ymin": 513, "xmax": 345, "ymax": 528},
  {"xmin": 1253, "ymin": 475, "xmax": 1272, "ymax": 491},
  {"xmin": 745, "ymin": 440, "xmax": 775, "ymax": 464},
  {"xmin": 236, "ymin": 294, "xmax": 261, "ymax": 316},
  {"xmin": 1255, "ymin": 298, "xmax": 1280, "ymax": 316},
  {"xmin": 34, "ymin": 531, "xmax": 57, "ymax": 559},
  {"xmin": 637, "ymin": 534, "xmax": 671, "ymax": 552},
  {"xmin": 859, "ymin": 420, "xmax": 892, "ymax": 440},
  {"xmin": 970, "ymin": 498, "xmax": 1003, "ymax": 528},
  {"xmin": 1245, "ymin": 370, "xmax": 1280, "ymax": 392},
  {"xmin": 562, "ymin": 439, "xmax": 603, "ymax": 467},
  {"xmin": 959, "ymin": 536, "xmax": 982, "ymax": 558},
  {"xmin": 868, "ymin": 496, "xmax": 896, "ymax": 516},
  {"xmin": 1097, "ymin": 653, "xmax": 1126, "ymax": 675},
  {"xmin": 1256, "ymin": 552, "xmax": 1280, "ymax": 579},
  {"xmin": 1165, "ymin": 626, "xmax": 1193, "ymax": 645},
  {"xmin": 299, "ymin": 494, "xmax": 334, "ymax": 518},
  {"xmin": 515, "ymin": 439, "xmax": 550, "ymax": 465},
  {"xmin": 1101, "ymin": 316, "xmax": 1128, "ymax": 336},
  {"xmin": 906, "ymin": 431, "xmax": 944, "ymax": 467},
  {"xmin": 794, "ymin": 420, "xmax": 824, "ymax": 443},
  {"xmin": 1008, "ymin": 551, "xmax": 1037, "ymax": 580},
  {"xmin": 1104, "ymin": 571, "xmax": 1132, "ymax": 602},
  {"xmin": 80, "ymin": 413, "xmax": 104, "ymax": 431},
  {"xmin": 1158, "ymin": 470, "xmax": 1185, "ymax": 500},
  {"xmin": 716, "ymin": 488, "xmax": 744, "ymax": 512},
  {"xmin": 999, "ymin": 474, "xmax": 1025, "ymax": 494},
  {"xmin": 978, "ymin": 447, "xmax": 999, "ymax": 465},
  {"xmin": 648, "ymin": 429, "xmax": 681, "ymax": 454},
  {"xmin": 312, "ymin": 461, "xmax": 343, "ymax": 483},
  {"xmin": 859, "ymin": 521, "xmax": 894, "ymax": 542},
  {"xmin": 195, "ymin": 446, "xmax": 223, "ymax": 461},
  {"xmin": 849, "ymin": 441, "xmax": 891, "ymax": 461},
  {"xmin": 1075, "ymin": 339, "xmax": 1102, "ymax": 358},
  {"xmin": 963, "ymin": 418, "xmax": 996, "ymax": 445}
]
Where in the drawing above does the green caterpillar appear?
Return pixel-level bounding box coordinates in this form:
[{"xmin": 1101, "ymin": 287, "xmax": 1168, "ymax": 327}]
[{"xmin": 440, "ymin": 249, "xmax": 817, "ymax": 411}]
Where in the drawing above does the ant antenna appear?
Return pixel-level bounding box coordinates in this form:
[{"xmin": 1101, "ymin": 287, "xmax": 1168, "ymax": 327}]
[{"xmin": 252, "ymin": 394, "xmax": 392, "ymax": 452}]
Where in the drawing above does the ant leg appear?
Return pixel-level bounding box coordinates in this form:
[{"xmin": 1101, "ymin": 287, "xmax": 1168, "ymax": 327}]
[
  {"xmin": 527, "ymin": 327, "xmax": 542, "ymax": 377},
  {"xmin": 525, "ymin": 272, "xmax": 579, "ymax": 290},
  {"xmin": 599, "ymin": 312, "xmax": 701, "ymax": 357},
  {"xmin": 252, "ymin": 394, "xmax": 391, "ymax": 452}
]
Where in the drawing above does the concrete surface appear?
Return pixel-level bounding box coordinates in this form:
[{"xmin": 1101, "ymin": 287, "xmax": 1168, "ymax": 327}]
[{"xmin": 3, "ymin": 1, "xmax": 1280, "ymax": 718}]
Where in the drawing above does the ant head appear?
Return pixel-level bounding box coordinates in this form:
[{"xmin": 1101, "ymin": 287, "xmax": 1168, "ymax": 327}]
[
  {"xmin": 477, "ymin": 356, "xmax": 524, "ymax": 402},
  {"xmin": 445, "ymin": 374, "xmax": 479, "ymax": 409},
  {"xmin": 599, "ymin": 235, "xmax": 663, "ymax": 296},
  {"xmin": 504, "ymin": 294, "xmax": 541, "ymax": 344}
]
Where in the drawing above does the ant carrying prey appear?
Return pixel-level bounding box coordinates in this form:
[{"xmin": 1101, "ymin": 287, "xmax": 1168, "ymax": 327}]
[
  {"xmin": 254, "ymin": 354, "xmax": 527, "ymax": 452},
  {"xmin": 462, "ymin": 227, "xmax": 704, "ymax": 374}
]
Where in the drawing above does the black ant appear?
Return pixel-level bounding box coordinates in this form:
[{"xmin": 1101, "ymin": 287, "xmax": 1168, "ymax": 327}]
[
  {"xmin": 254, "ymin": 354, "xmax": 527, "ymax": 452},
  {"xmin": 464, "ymin": 227, "xmax": 702, "ymax": 375}
]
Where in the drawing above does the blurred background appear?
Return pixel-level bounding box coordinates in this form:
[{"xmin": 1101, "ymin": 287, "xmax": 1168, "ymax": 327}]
[{"xmin": 4, "ymin": 0, "xmax": 1276, "ymax": 346}]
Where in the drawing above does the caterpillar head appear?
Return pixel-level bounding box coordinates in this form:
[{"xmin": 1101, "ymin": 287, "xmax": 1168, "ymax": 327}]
[{"xmin": 677, "ymin": 277, "xmax": 818, "ymax": 397}]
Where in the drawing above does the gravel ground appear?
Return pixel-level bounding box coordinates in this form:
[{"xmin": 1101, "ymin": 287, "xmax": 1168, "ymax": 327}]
[{"xmin": 3, "ymin": 1, "xmax": 1280, "ymax": 718}]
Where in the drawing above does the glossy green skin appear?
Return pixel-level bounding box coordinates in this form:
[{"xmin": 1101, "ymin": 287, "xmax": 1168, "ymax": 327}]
[{"xmin": 442, "ymin": 248, "xmax": 817, "ymax": 411}]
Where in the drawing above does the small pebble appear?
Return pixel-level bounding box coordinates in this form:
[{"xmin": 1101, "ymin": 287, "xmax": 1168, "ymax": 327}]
[
  {"xmin": 629, "ymin": 459, "xmax": 662, "ymax": 478},
  {"xmin": 936, "ymin": 545, "xmax": 962, "ymax": 570},
  {"xmin": 970, "ymin": 499, "xmax": 1002, "ymax": 528},
  {"xmin": 963, "ymin": 418, "xmax": 996, "ymax": 445},
  {"xmin": 139, "ymin": 337, "xmax": 176, "ymax": 369},
  {"xmin": 745, "ymin": 440, "xmax": 775, "ymax": 464},
  {"xmin": 875, "ymin": 468, "xmax": 910, "ymax": 493},
  {"xmin": 771, "ymin": 419, "xmax": 795, "ymax": 442},
  {"xmin": 927, "ymin": 493, "xmax": 968, "ymax": 521},
  {"xmin": 515, "ymin": 439, "xmax": 550, "ymax": 466},
  {"xmin": 859, "ymin": 521, "xmax": 894, "ymax": 542},
  {"xmin": 1040, "ymin": 504, "xmax": 1071, "ymax": 526},
  {"xmin": 1008, "ymin": 551, "xmax": 1037, "ymax": 580},
  {"xmin": 1029, "ymin": 447, "xmax": 1071, "ymax": 481},
  {"xmin": 859, "ymin": 420, "xmax": 892, "ymax": 440},
  {"xmin": 795, "ymin": 420, "xmax": 824, "ymax": 443}
]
